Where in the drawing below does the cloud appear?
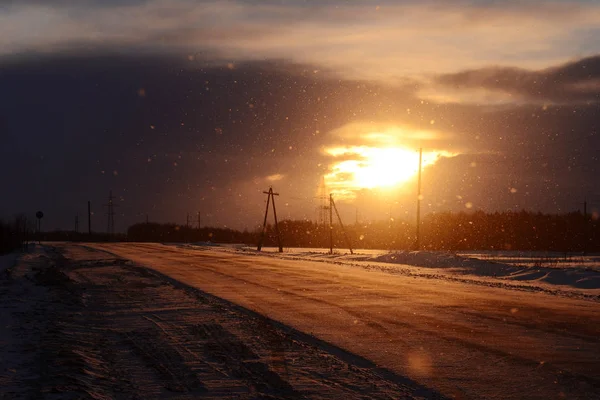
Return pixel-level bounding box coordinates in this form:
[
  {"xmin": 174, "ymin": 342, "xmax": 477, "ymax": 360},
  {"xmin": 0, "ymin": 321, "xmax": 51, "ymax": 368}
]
[
  {"xmin": 321, "ymin": 121, "xmax": 458, "ymax": 199},
  {"xmin": 1, "ymin": 52, "xmax": 599, "ymax": 229},
  {"xmin": 427, "ymin": 55, "xmax": 600, "ymax": 105},
  {"xmin": 324, "ymin": 121, "xmax": 460, "ymax": 152},
  {"xmin": 2, "ymin": 0, "xmax": 600, "ymax": 81},
  {"xmin": 266, "ymin": 173, "xmax": 284, "ymax": 182}
]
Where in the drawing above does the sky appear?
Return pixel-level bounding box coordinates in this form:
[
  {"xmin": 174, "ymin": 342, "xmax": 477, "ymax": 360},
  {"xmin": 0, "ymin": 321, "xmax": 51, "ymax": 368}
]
[{"xmin": 1, "ymin": 0, "xmax": 600, "ymax": 232}]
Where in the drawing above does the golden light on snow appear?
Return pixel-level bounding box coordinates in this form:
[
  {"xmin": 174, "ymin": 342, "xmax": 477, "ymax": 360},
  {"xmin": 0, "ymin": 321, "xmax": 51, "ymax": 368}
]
[{"xmin": 407, "ymin": 350, "xmax": 433, "ymax": 378}]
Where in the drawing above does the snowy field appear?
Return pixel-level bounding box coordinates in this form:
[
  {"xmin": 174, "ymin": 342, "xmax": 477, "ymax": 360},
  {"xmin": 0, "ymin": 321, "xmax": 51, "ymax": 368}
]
[
  {"xmin": 458, "ymin": 250, "xmax": 600, "ymax": 269},
  {"xmin": 94, "ymin": 242, "xmax": 599, "ymax": 399},
  {"xmin": 0, "ymin": 244, "xmax": 435, "ymax": 399},
  {"xmin": 2, "ymin": 242, "xmax": 600, "ymax": 399},
  {"xmin": 243, "ymin": 245, "xmax": 600, "ymax": 270},
  {"xmin": 181, "ymin": 243, "xmax": 600, "ymax": 296}
]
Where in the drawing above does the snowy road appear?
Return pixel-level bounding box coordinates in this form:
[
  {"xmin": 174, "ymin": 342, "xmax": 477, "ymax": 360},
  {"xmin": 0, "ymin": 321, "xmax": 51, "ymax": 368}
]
[
  {"xmin": 2, "ymin": 244, "xmax": 438, "ymax": 399},
  {"xmin": 86, "ymin": 242, "xmax": 600, "ymax": 399}
]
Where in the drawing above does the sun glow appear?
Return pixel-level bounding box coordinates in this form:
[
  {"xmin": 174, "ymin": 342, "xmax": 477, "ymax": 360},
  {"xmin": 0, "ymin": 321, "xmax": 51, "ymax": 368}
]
[
  {"xmin": 321, "ymin": 123, "xmax": 456, "ymax": 199},
  {"xmin": 324, "ymin": 145, "xmax": 448, "ymax": 198}
]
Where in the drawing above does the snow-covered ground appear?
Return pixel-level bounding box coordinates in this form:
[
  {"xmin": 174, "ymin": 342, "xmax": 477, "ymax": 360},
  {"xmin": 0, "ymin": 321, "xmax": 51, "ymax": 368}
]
[
  {"xmin": 0, "ymin": 244, "xmax": 52, "ymax": 397},
  {"xmin": 178, "ymin": 244, "xmax": 600, "ymax": 297},
  {"xmin": 4, "ymin": 242, "xmax": 600, "ymax": 399},
  {"xmin": 89, "ymin": 242, "xmax": 600, "ymax": 400},
  {"xmin": 458, "ymin": 250, "xmax": 600, "ymax": 269},
  {"xmin": 1, "ymin": 244, "xmax": 439, "ymax": 399}
]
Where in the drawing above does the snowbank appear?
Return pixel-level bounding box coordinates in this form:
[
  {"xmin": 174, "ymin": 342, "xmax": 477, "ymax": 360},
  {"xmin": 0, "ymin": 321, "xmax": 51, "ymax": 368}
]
[
  {"xmin": 375, "ymin": 251, "xmax": 600, "ymax": 290},
  {"xmin": 164, "ymin": 243, "xmax": 600, "ymax": 292}
]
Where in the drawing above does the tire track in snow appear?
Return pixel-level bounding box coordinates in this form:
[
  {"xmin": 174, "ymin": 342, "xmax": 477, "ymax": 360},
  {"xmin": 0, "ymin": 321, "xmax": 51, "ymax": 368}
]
[
  {"xmin": 89, "ymin": 242, "xmax": 600, "ymax": 400},
  {"xmin": 40, "ymin": 243, "xmax": 441, "ymax": 399}
]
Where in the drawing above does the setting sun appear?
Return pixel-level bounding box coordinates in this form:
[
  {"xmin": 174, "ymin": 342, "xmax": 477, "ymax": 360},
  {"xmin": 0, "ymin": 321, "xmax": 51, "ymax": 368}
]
[
  {"xmin": 324, "ymin": 145, "xmax": 450, "ymax": 198},
  {"xmin": 321, "ymin": 123, "xmax": 455, "ymax": 199}
]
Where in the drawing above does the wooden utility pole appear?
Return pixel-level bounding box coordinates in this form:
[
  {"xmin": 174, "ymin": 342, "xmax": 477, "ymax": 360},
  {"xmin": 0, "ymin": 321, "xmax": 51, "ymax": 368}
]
[
  {"xmin": 330, "ymin": 194, "xmax": 353, "ymax": 254},
  {"xmin": 329, "ymin": 194, "xmax": 334, "ymax": 254},
  {"xmin": 271, "ymin": 190, "xmax": 282, "ymax": 252},
  {"xmin": 258, "ymin": 191, "xmax": 271, "ymax": 251},
  {"xmin": 415, "ymin": 147, "xmax": 423, "ymax": 250},
  {"xmin": 257, "ymin": 187, "xmax": 283, "ymax": 252}
]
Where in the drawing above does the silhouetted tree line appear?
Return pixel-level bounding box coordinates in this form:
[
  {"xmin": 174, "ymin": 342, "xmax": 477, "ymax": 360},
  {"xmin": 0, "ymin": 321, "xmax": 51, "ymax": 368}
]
[
  {"xmin": 420, "ymin": 210, "xmax": 598, "ymax": 252},
  {"xmin": 40, "ymin": 231, "xmax": 126, "ymax": 242},
  {"xmin": 4, "ymin": 210, "xmax": 595, "ymax": 254},
  {"xmin": 129, "ymin": 210, "xmax": 598, "ymax": 252},
  {"xmin": 127, "ymin": 223, "xmax": 255, "ymax": 244},
  {"xmin": 261, "ymin": 219, "xmax": 415, "ymax": 250},
  {"xmin": 1, "ymin": 213, "xmax": 127, "ymax": 254},
  {"xmin": 266, "ymin": 211, "xmax": 597, "ymax": 252}
]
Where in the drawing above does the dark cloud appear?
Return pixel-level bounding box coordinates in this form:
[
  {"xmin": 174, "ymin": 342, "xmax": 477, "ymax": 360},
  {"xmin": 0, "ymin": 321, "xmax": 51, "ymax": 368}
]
[
  {"xmin": 0, "ymin": 54, "xmax": 417, "ymax": 230},
  {"xmin": 1, "ymin": 53, "xmax": 599, "ymax": 231},
  {"xmin": 435, "ymin": 55, "xmax": 600, "ymax": 104}
]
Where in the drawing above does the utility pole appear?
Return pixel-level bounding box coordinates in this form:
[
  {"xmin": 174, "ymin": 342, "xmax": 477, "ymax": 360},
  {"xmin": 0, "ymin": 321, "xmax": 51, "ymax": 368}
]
[
  {"xmin": 329, "ymin": 194, "xmax": 334, "ymax": 254},
  {"xmin": 271, "ymin": 190, "xmax": 283, "ymax": 253},
  {"xmin": 415, "ymin": 147, "xmax": 423, "ymax": 250},
  {"xmin": 88, "ymin": 201, "xmax": 92, "ymax": 235},
  {"xmin": 186, "ymin": 213, "xmax": 190, "ymax": 228},
  {"xmin": 197, "ymin": 211, "xmax": 201, "ymax": 230},
  {"xmin": 330, "ymin": 194, "xmax": 353, "ymax": 254},
  {"xmin": 258, "ymin": 191, "xmax": 271, "ymax": 251},
  {"xmin": 257, "ymin": 187, "xmax": 283, "ymax": 252}
]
